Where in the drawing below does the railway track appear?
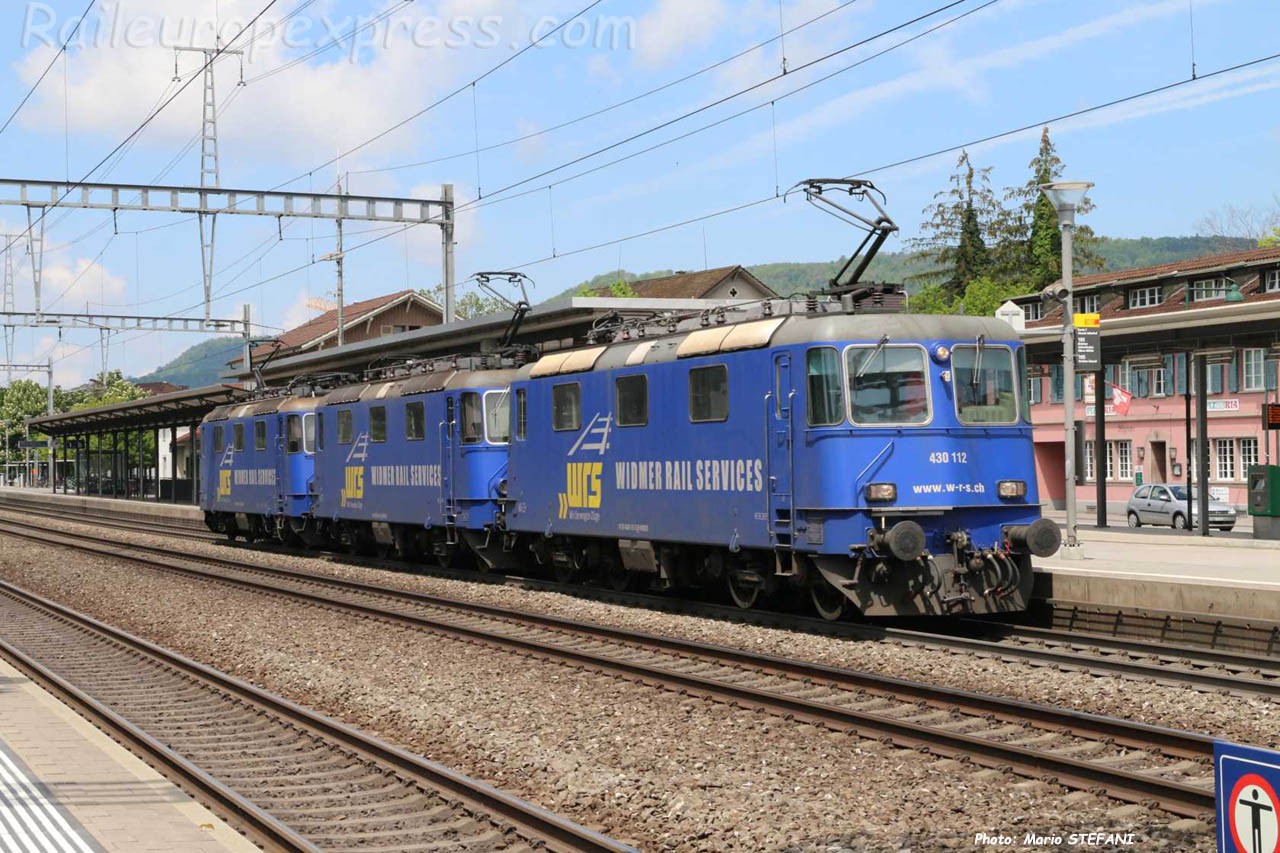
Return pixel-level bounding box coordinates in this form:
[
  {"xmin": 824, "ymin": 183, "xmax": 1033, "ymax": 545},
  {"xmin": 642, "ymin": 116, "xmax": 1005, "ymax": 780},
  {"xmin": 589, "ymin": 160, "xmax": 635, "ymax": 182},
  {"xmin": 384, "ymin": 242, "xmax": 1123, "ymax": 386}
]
[
  {"xmin": 0, "ymin": 578, "xmax": 634, "ymax": 853},
  {"xmin": 3, "ymin": 496, "xmax": 1278, "ymax": 699},
  {"xmin": 0, "ymin": 516, "xmax": 1221, "ymax": 818}
]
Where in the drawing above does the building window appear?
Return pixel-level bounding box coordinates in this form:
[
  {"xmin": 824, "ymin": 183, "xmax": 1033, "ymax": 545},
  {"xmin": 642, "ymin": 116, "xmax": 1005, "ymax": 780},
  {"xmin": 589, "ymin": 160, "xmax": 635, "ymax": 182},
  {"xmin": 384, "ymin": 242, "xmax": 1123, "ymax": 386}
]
[
  {"xmin": 337, "ymin": 410, "xmax": 353, "ymax": 445},
  {"xmin": 1191, "ymin": 278, "xmax": 1229, "ymax": 301},
  {"xmin": 1026, "ymin": 376, "xmax": 1042, "ymax": 405},
  {"xmin": 1110, "ymin": 440, "xmax": 1133, "ymax": 480},
  {"xmin": 689, "ymin": 365, "xmax": 730, "ymax": 423},
  {"xmin": 515, "ymin": 389, "xmax": 527, "ymax": 440},
  {"xmin": 405, "ymin": 402, "xmax": 425, "ymax": 441},
  {"xmin": 615, "ymin": 375, "xmax": 649, "ymax": 427},
  {"xmin": 1084, "ymin": 440, "xmax": 1095, "ymax": 481},
  {"xmin": 1074, "ymin": 293, "xmax": 1100, "ymax": 315},
  {"xmin": 1244, "ymin": 348, "xmax": 1267, "ymax": 391},
  {"xmin": 1241, "ymin": 437, "xmax": 1260, "ymax": 472},
  {"xmin": 1266, "ymin": 270, "xmax": 1280, "ymax": 293},
  {"xmin": 1023, "ymin": 302, "xmax": 1043, "ymax": 322},
  {"xmin": 553, "ymin": 383, "xmax": 581, "ymax": 431},
  {"xmin": 254, "ymin": 420, "xmax": 267, "ymax": 451},
  {"xmin": 1128, "ymin": 285, "xmax": 1162, "ymax": 309},
  {"xmin": 369, "ymin": 406, "xmax": 387, "ymax": 443},
  {"xmin": 1214, "ymin": 438, "xmax": 1236, "ymax": 481}
]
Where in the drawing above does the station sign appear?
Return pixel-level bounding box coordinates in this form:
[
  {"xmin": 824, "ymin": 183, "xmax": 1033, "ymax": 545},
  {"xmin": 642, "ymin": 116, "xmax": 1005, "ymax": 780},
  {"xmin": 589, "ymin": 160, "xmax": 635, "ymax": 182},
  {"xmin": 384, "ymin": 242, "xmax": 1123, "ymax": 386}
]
[
  {"xmin": 1217, "ymin": 740, "xmax": 1280, "ymax": 852},
  {"xmin": 1264, "ymin": 403, "xmax": 1280, "ymax": 431},
  {"xmin": 1073, "ymin": 313, "xmax": 1102, "ymax": 372},
  {"xmin": 17, "ymin": 440, "xmax": 50, "ymax": 449}
]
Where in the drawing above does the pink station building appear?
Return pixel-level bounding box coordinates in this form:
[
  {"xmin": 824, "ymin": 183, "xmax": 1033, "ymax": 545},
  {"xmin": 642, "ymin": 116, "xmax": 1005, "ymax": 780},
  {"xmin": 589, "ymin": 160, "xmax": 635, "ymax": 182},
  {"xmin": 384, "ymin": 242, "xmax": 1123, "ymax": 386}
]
[{"xmin": 1008, "ymin": 246, "xmax": 1280, "ymax": 510}]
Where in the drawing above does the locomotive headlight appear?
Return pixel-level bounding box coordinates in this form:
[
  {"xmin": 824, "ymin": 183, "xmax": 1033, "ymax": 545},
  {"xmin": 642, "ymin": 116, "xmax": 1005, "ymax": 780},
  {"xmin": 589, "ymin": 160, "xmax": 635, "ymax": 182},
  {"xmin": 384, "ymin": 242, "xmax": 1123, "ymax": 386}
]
[
  {"xmin": 866, "ymin": 483, "xmax": 897, "ymax": 502},
  {"xmin": 932, "ymin": 344, "xmax": 951, "ymax": 363},
  {"xmin": 998, "ymin": 480, "xmax": 1028, "ymax": 499}
]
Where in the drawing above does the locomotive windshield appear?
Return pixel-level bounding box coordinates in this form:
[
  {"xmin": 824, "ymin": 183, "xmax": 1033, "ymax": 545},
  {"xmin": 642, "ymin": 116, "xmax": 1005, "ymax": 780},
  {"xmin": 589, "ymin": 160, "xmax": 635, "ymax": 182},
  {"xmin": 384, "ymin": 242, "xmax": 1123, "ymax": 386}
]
[
  {"xmin": 952, "ymin": 345, "xmax": 1019, "ymax": 424},
  {"xmin": 845, "ymin": 345, "xmax": 930, "ymax": 425}
]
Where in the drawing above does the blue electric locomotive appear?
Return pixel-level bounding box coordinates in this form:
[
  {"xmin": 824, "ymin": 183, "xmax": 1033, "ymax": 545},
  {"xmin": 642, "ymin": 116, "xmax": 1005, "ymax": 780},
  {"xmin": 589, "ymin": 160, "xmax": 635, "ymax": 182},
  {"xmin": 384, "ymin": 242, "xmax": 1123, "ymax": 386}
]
[
  {"xmin": 499, "ymin": 309, "xmax": 1059, "ymax": 618},
  {"xmin": 308, "ymin": 365, "xmax": 517, "ymax": 564},
  {"xmin": 199, "ymin": 393, "xmax": 320, "ymax": 542}
]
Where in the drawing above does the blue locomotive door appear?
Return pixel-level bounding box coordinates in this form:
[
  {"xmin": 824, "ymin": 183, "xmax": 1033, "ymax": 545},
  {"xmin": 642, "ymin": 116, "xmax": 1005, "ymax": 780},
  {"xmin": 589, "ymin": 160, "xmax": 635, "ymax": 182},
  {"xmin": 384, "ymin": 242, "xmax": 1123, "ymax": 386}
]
[
  {"xmin": 440, "ymin": 396, "xmax": 457, "ymax": 524},
  {"xmin": 767, "ymin": 352, "xmax": 794, "ymax": 548}
]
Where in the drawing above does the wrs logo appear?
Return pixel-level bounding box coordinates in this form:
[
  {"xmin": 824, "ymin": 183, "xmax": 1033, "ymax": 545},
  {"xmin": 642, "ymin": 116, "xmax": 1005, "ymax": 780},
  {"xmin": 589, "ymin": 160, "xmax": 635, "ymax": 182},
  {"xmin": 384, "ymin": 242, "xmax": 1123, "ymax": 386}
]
[
  {"xmin": 558, "ymin": 414, "xmax": 612, "ymax": 520},
  {"xmin": 341, "ymin": 433, "xmax": 370, "ymax": 508},
  {"xmin": 217, "ymin": 470, "xmax": 232, "ymax": 499}
]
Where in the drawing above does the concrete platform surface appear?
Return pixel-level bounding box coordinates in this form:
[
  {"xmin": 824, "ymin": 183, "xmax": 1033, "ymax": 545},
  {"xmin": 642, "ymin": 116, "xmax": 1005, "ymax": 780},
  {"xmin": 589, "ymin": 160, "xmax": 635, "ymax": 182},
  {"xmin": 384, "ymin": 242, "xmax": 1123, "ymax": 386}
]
[
  {"xmin": 0, "ymin": 658, "xmax": 258, "ymax": 853},
  {"xmin": 0, "ymin": 488, "xmax": 202, "ymax": 523}
]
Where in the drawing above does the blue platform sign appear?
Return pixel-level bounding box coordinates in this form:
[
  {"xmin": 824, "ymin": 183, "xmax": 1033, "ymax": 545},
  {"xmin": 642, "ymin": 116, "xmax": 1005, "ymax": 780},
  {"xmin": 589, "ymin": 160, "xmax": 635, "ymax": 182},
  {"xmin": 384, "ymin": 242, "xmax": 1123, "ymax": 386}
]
[{"xmin": 1217, "ymin": 741, "xmax": 1280, "ymax": 853}]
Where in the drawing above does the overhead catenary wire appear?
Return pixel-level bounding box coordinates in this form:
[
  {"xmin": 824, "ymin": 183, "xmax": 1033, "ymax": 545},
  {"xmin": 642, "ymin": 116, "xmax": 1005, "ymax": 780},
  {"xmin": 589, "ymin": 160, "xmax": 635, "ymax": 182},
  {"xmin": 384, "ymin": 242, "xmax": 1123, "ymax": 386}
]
[
  {"xmin": 348, "ymin": 0, "xmax": 866, "ymax": 177},
  {"xmin": 0, "ymin": 0, "xmax": 97, "ymax": 139}
]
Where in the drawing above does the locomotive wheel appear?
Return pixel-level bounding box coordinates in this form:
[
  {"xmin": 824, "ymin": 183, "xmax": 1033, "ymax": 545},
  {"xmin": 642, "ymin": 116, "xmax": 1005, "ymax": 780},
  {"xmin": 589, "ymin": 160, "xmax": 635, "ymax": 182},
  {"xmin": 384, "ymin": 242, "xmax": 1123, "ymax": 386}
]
[
  {"xmin": 726, "ymin": 571, "xmax": 762, "ymax": 610},
  {"xmin": 810, "ymin": 577, "xmax": 849, "ymax": 622},
  {"xmin": 603, "ymin": 563, "xmax": 638, "ymax": 592}
]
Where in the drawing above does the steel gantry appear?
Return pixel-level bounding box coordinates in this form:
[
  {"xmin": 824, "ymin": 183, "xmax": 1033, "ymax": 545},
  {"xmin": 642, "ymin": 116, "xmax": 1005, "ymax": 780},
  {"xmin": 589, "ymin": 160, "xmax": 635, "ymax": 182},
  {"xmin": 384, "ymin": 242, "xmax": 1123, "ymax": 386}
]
[{"xmin": 0, "ymin": 179, "xmax": 457, "ymax": 325}]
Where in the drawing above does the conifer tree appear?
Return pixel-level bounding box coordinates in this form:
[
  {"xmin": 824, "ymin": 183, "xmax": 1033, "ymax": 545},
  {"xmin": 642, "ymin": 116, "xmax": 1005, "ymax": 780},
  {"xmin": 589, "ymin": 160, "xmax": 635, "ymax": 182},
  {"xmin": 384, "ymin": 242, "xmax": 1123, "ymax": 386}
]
[{"xmin": 910, "ymin": 151, "xmax": 1009, "ymax": 299}]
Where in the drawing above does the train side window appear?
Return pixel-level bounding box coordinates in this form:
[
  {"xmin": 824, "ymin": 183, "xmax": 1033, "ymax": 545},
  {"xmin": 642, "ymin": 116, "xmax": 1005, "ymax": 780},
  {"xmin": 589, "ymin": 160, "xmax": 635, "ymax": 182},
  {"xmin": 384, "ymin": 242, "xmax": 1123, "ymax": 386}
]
[
  {"xmin": 316, "ymin": 413, "xmax": 325, "ymax": 451},
  {"xmin": 337, "ymin": 410, "xmax": 353, "ymax": 445},
  {"xmin": 689, "ymin": 365, "xmax": 729, "ymax": 423},
  {"xmin": 806, "ymin": 347, "xmax": 845, "ymax": 426},
  {"xmin": 552, "ymin": 383, "xmax": 581, "ymax": 431},
  {"xmin": 302, "ymin": 414, "xmax": 316, "ymax": 454},
  {"xmin": 461, "ymin": 393, "xmax": 484, "ymax": 444},
  {"xmin": 405, "ymin": 401, "xmax": 425, "ymax": 441},
  {"xmin": 213, "ymin": 425, "xmax": 224, "ymax": 453},
  {"xmin": 286, "ymin": 415, "xmax": 303, "ymax": 454},
  {"xmin": 515, "ymin": 390, "xmax": 527, "ymax": 440},
  {"xmin": 616, "ymin": 375, "xmax": 648, "ymax": 427},
  {"xmin": 370, "ymin": 406, "xmax": 387, "ymax": 443},
  {"xmin": 254, "ymin": 420, "xmax": 267, "ymax": 451},
  {"xmin": 486, "ymin": 391, "xmax": 511, "ymax": 444},
  {"xmin": 233, "ymin": 423, "xmax": 245, "ymax": 451}
]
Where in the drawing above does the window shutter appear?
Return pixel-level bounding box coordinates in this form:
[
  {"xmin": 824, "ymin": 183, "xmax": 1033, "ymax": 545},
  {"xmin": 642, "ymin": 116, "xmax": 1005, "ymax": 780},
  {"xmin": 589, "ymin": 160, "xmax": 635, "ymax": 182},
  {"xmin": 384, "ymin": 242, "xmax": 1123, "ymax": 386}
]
[
  {"xmin": 1136, "ymin": 369, "xmax": 1149, "ymax": 398},
  {"xmin": 1104, "ymin": 365, "xmax": 1115, "ymax": 400},
  {"xmin": 1174, "ymin": 354, "xmax": 1187, "ymax": 395},
  {"xmin": 1228, "ymin": 354, "xmax": 1240, "ymax": 394},
  {"xmin": 1075, "ymin": 374, "xmax": 1084, "ymax": 399},
  {"xmin": 1050, "ymin": 365, "xmax": 1063, "ymax": 402},
  {"xmin": 1268, "ymin": 361, "xmax": 1278, "ymax": 392},
  {"xmin": 1163, "ymin": 355, "xmax": 1175, "ymax": 394}
]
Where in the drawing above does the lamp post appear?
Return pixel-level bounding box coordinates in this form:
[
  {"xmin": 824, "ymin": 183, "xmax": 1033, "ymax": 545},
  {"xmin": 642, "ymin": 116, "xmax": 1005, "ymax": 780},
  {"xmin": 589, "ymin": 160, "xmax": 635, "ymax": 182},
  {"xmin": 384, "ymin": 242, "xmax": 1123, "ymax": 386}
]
[{"xmin": 1040, "ymin": 180, "xmax": 1093, "ymax": 560}]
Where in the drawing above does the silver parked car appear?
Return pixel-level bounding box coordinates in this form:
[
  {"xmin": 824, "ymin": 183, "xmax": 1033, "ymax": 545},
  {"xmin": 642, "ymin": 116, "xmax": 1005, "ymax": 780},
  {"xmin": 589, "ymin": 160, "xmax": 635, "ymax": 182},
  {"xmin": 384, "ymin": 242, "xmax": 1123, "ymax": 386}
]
[{"xmin": 1125, "ymin": 483, "xmax": 1237, "ymax": 531}]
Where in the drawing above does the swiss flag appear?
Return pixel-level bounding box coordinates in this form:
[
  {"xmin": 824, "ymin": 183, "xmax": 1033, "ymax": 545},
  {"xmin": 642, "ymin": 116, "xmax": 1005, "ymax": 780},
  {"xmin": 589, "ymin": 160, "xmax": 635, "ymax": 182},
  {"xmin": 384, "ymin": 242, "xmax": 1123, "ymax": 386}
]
[{"xmin": 1111, "ymin": 384, "xmax": 1133, "ymax": 416}]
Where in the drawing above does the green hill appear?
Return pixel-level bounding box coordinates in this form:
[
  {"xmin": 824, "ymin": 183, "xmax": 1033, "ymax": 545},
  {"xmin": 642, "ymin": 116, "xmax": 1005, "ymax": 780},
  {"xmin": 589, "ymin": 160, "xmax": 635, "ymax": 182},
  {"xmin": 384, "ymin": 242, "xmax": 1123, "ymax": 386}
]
[{"xmin": 133, "ymin": 337, "xmax": 244, "ymax": 388}]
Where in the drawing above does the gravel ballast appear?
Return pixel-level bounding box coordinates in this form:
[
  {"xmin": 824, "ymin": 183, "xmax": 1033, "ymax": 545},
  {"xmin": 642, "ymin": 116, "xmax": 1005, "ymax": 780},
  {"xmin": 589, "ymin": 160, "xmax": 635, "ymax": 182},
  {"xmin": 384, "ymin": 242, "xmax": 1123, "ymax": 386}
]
[{"xmin": 0, "ymin": 518, "xmax": 1235, "ymax": 849}]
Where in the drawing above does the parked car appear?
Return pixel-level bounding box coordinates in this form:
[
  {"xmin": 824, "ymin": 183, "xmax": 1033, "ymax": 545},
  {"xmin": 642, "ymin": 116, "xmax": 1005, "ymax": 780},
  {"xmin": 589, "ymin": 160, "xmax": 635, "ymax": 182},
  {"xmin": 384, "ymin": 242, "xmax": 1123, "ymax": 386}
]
[{"xmin": 1125, "ymin": 483, "xmax": 1237, "ymax": 531}]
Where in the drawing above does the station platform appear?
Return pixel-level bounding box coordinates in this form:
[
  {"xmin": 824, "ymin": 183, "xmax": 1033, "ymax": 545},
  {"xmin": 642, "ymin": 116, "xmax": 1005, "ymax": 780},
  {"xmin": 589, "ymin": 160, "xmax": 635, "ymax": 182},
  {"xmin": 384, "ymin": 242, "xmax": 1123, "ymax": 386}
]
[
  {"xmin": 1033, "ymin": 518, "xmax": 1280, "ymax": 622},
  {"xmin": 0, "ymin": 657, "xmax": 257, "ymax": 853},
  {"xmin": 0, "ymin": 488, "xmax": 202, "ymax": 524}
]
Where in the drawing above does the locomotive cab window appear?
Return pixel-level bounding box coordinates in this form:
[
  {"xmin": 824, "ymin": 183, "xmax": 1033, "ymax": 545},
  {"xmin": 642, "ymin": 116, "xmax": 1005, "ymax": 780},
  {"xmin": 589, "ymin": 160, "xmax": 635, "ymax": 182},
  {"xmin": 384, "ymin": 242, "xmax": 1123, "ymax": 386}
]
[
  {"xmin": 806, "ymin": 347, "xmax": 845, "ymax": 426},
  {"xmin": 846, "ymin": 346, "xmax": 929, "ymax": 425},
  {"xmin": 953, "ymin": 345, "xmax": 1019, "ymax": 425},
  {"xmin": 233, "ymin": 423, "xmax": 245, "ymax": 452},
  {"xmin": 689, "ymin": 365, "xmax": 729, "ymax": 423},
  {"xmin": 461, "ymin": 393, "xmax": 484, "ymax": 444},
  {"xmin": 486, "ymin": 391, "xmax": 511, "ymax": 444},
  {"xmin": 553, "ymin": 383, "xmax": 581, "ymax": 431},
  {"xmin": 286, "ymin": 415, "xmax": 304, "ymax": 454},
  {"xmin": 302, "ymin": 414, "xmax": 316, "ymax": 454},
  {"xmin": 514, "ymin": 390, "xmax": 528, "ymax": 441},
  {"xmin": 254, "ymin": 420, "xmax": 267, "ymax": 451},
  {"xmin": 616, "ymin": 375, "xmax": 648, "ymax": 427},
  {"xmin": 405, "ymin": 402, "xmax": 425, "ymax": 441},
  {"xmin": 370, "ymin": 406, "xmax": 387, "ymax": 443},
  {"xmin": 337, "ymin": 409, "xmax": 353, "ymax": 445}
]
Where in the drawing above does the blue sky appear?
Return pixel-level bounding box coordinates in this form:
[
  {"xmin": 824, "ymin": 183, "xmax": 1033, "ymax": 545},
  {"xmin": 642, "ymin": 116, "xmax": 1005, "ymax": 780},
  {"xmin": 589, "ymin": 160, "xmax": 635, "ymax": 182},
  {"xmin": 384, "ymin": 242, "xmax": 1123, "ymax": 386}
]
[{"xmin": 0, "ymin": 0, "xmax": 1277, "ymax": 385}]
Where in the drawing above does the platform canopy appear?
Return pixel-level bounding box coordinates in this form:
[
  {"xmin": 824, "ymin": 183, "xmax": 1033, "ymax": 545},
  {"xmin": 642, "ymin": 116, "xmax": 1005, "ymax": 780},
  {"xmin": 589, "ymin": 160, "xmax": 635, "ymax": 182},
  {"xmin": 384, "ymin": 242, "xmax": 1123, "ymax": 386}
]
[{"xmin": 26, "ymin": 384, "xmax": 251, "ymax": 436}]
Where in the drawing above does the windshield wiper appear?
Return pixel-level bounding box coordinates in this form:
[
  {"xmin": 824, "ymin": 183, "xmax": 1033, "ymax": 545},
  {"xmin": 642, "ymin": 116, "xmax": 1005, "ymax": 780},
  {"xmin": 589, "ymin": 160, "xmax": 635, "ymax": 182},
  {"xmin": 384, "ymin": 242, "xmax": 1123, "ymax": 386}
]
[
  {"xmin": 971, "ymin": 334, "xmax": 986, "ymax": 388},
  {"xmin": 857, "ymin": 334, "xmax": 891, "ymax": 379}
]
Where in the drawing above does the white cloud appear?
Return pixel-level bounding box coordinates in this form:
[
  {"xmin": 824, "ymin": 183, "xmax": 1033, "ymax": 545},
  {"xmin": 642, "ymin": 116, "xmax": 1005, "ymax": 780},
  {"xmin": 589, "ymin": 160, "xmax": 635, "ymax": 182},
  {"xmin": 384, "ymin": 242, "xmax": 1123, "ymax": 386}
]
[
  {"xmin": 41, "ymin": 257, "xmax": 128, "ymax": 312},
  {"xmin": 632, "ymin": 0, "xmax": 729, "ymax": 68}
]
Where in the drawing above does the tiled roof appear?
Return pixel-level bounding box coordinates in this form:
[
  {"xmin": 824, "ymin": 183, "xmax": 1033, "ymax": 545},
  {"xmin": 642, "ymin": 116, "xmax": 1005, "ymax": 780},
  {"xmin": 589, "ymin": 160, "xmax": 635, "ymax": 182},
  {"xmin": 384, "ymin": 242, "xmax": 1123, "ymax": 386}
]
[
  {"xmin": 591, "ymin": 265, "xmax": 775, "ymax": 299},
  {"xmin": 242, "ymin": 290, "xmax": 438, "ymax": 365},
  {"xmin": 1059, "ymin": 245, "xmax": 1280, "ymax": 291}
]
